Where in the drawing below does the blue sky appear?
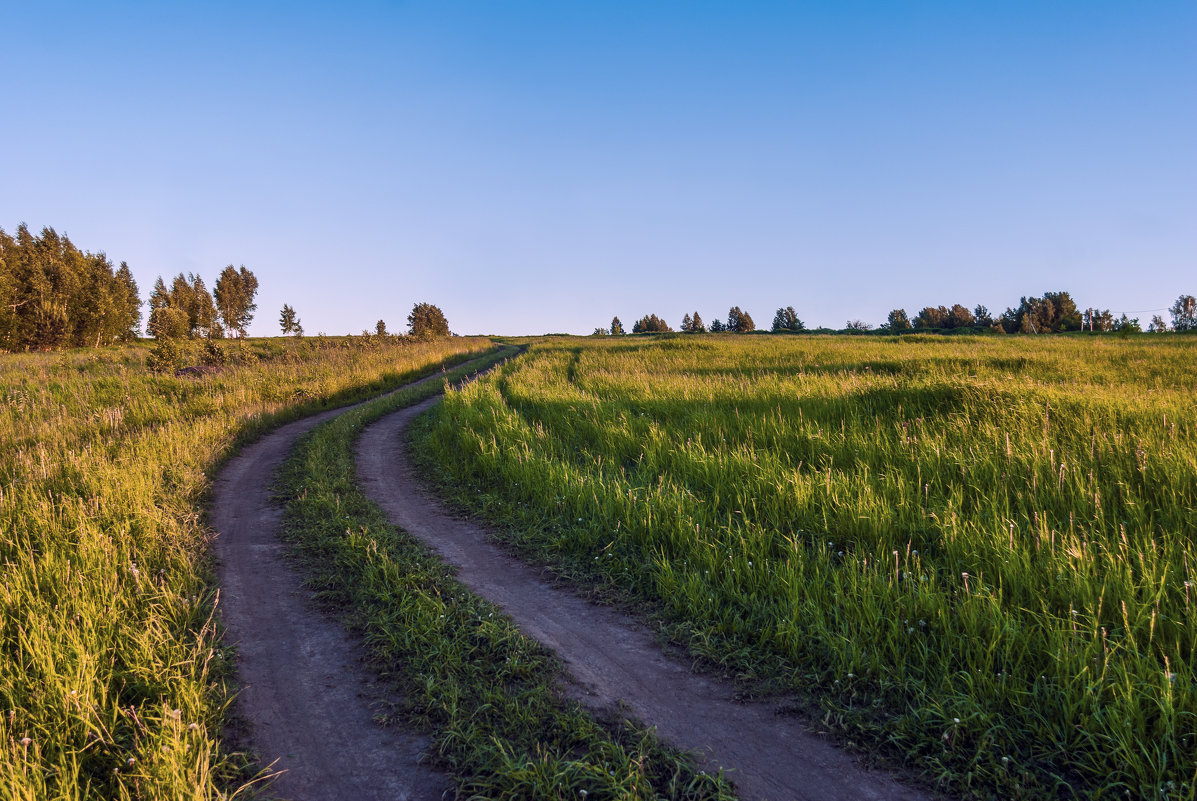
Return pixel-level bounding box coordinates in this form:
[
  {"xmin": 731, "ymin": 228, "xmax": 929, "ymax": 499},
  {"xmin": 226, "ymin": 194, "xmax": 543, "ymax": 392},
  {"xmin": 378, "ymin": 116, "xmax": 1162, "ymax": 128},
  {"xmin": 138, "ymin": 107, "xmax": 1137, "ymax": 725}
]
[{"xmin": 2, "ymin": 1, "xmax": 1193, "ymax": 335}]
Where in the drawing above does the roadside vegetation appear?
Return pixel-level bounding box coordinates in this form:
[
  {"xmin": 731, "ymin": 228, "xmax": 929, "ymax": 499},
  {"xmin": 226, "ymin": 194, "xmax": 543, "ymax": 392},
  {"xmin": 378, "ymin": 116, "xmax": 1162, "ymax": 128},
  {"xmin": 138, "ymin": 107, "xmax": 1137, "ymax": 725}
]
[
  {"xmin": 0, "ymin": 334, "xmax": 491, "ymax": 799},
  {"xmin": 415, "ymin": 333, "xmax": 1197, "ymax": 800},
  {"xmin": 274, "ymin": 347, "xmax": 736, "ymax": 800}
]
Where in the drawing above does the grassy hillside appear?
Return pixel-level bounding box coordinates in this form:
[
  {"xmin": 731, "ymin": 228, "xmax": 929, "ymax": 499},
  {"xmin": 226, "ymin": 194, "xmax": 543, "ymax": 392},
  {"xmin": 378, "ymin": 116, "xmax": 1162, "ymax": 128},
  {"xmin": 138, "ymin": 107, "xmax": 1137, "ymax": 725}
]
[
  {"xmin": 415, "ymin": 333, "xmax": 1197, "ymax": 800},
  {"xmin": 0, "ymin": 335, "xmax": 492, "ymax": 799}
]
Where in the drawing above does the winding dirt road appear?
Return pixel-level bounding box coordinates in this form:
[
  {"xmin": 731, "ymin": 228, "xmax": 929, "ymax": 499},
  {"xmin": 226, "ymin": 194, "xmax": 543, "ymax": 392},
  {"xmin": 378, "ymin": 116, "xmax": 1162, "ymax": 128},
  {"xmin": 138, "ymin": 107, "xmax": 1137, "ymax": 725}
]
[
  {"xmin": 211, "ymin": 360, "xmax": 511, "ymax": 801},
  {"xmin": 357, "ymin": 398, "xmax": 933, "ymax": 801}
]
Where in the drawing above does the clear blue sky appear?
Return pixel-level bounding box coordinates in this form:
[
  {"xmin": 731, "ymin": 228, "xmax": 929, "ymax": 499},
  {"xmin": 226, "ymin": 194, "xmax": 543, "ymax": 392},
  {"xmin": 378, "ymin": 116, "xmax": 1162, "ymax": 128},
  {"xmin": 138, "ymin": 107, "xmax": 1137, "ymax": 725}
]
[{"xmin": 2, "ymin": 1, "xmax": 1194, "ymax": 335}]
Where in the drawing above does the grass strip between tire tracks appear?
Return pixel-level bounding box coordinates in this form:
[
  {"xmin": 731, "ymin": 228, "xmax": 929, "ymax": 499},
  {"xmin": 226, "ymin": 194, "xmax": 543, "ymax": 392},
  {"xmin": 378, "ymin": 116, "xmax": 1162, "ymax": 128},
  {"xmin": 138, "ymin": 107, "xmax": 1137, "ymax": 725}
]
[{"xmin": 274, "ymin": 348, "xmax": 738, "ymax": 801}]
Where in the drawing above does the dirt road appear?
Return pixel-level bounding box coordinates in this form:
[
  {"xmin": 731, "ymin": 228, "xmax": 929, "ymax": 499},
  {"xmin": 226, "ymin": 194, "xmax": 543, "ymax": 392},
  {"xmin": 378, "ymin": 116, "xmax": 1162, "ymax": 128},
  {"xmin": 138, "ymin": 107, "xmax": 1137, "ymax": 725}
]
[
  {"xmin": 357, "ymin": 397, "xmax": 933, "ymax": 801},
  {"xmin": 211, "ymin": 360, "xmax": 509, "ymax": 801}
]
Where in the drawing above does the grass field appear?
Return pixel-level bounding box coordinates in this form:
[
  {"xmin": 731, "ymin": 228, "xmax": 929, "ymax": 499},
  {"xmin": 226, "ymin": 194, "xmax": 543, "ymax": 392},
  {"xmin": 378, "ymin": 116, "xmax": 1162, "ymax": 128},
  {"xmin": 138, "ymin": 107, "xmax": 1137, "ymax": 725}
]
[
  {"xmin": 0, "ymin": 335, "xmax": 492, "ymax": 800},
  {"xmin": 415, "ymin": 333, "xmax": 1197, "ymax": 800}
]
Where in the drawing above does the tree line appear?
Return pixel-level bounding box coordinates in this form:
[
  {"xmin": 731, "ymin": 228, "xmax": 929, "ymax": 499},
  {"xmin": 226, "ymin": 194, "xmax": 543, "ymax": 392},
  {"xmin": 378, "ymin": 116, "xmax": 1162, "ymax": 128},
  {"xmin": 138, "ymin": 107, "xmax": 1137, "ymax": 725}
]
[
  {"xmin": 601, "ymin": 291, "xmax": 1196, "ymax": 337},
  {"xmin": 883, "ymin": 291, "xmax": 1194, "ymax": 333},
  {"xmin": 147, "ymin": 265, "xmax": 260, "ymax": 340},
  {"xmin": 0, "ymin": 224, "xmax": 141, "ymax": 350},
  {"xmin": 597, "ymin": 306, "xmax": 784, "ymax": 336},
  {"xmin": 0, "ymin": 223, "xmax": 459, "ymax": 353}
]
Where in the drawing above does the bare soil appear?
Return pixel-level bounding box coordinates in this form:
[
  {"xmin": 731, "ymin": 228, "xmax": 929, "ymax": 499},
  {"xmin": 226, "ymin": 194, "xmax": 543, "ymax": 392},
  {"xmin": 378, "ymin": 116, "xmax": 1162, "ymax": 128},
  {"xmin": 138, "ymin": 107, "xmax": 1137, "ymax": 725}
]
[{"xmin": 357, "ymin": 397, "xmax": 935, "ymax": 801}]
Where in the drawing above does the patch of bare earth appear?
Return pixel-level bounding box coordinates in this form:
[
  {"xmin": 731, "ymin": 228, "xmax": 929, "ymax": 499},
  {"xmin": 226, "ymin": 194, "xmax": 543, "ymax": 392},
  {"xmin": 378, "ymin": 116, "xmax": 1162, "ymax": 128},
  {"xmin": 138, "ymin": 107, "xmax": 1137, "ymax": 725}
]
[{"xmin": 356, "ymin": 397, "xmax": 936, "ymax": 801}]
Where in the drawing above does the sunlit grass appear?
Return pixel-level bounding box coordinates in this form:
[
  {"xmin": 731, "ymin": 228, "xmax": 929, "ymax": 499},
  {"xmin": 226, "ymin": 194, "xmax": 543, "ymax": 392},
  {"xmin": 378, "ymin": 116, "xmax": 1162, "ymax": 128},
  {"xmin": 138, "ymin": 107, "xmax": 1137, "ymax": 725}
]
[
  {"xmin": 0, "ymin": 335, "xmax": 492, "ymax": 799},
  {"xmin": 416, "ymin": 333, "xmax": 1197, "ymax": 800}
]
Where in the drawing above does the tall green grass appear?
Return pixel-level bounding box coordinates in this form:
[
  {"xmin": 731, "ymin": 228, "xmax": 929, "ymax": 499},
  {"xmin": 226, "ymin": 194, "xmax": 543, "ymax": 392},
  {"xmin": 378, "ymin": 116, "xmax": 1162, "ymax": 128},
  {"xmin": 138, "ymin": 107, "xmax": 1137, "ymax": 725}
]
[
  {"xmin": 415, "ymin": 333, "xmax": 1197, "ymax": 800},
  {"xmin": 0, "ymin": 335, "xmax": 492, "ymax": 799}
]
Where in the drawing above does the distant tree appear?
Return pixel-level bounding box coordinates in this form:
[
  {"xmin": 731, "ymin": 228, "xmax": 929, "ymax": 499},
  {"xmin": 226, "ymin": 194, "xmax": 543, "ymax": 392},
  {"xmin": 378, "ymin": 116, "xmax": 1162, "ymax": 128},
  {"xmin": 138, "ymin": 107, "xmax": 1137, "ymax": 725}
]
[
  {"xmin": 113, "ymin": 262, "xmax": 141, "ymax": 341},
  {"xmin": 680, "ymin": 313, "xmax": 693, "ymax": 332},
  {"xmin": 1002, "ymin": 298, "xmax": 1044, "ymax": 333},
  {"xmin": 592, "ymin": 327, "xmax": 609, "ymax": 336},
  {"xmin": 772, "ymin": 306, "xmax": 805, "ymax": 332},
  {"xmin": 845, "ymin": 319, "xmax": 872, "ymax": 331},
  {"xmin": 146, "ymin": 272, "xmax": 218, "ymax": 338},
  {"xmin": 914, "ymin": 306, "xmax": 948, "ymax": 329},
  {"xmin": 973, "ymin": 304, "xmax": 993, "ymax": 327},
  {"xmin": 174, "ymin": 274, "xmax": 219, "ymax": 337},
  {"xmin": 1149, "ymin": 315, "xmax": 1168, "ymax": 333},
  {"xmin": 727, "ymin": 306, "xmax": 755, "ymax": 333},
  {"xmin": 1082, "ymin": 307, "xmax": 1109, "ymax": 332},
  {"xmin": 947, "ymin": 304, "xmax": 975, "ymax": 329},
  {"xmin": 690, "ymin": 311, "xmax": 705, "ymax": 332},
  {"xmin": 1115, "ymin": 315, "xmax": 1141, "ymax": 334},
  {"xmin": 148, "ymin": 276, "xmax": 169, "ymax": 313},
  {"xmin": 886, "ymin": 309, "xmax": 911, "ymax": 331},
  {"xmin": 408, "ymin": 302, "xmax": 450, "ymax": 338},
  {"xmin": 148, "ymin": 306, "xmax": 189, "ymax": 340},
  {"xmin": 632, "ymin": 313, "xmax": 671, "ymax": 333},
  {"xmin": 610, "ymin": 316, "xmax": 624, "ymax": 336},
  {"xmin": 146, "ymin": 277, "xmax": 171, "ymax": 339},
  {"xmin": 1171, "ymin": 294, "xmax": 1197, "ymax": 331},
  {"xmin": 214, "ymin": 265, "xmax": 259, "ymax": 337},
  {"xmin": 280, "ymin": 304, "xmax": 301, "ymax": 335},
  {"xmin": 1043, "ymin": 291, "xmax": 1082, "ymax": 331},
  {"xmin": 375, "ymin": 319, "xmax": 388, "ymax": 337},
  {"xmin": 709, "ymin": 318, "xmax": 726, "ymax": 333},
  {"xmin": 1002, "ymin": 292, "xmax": 1082, "ymax": 334}
]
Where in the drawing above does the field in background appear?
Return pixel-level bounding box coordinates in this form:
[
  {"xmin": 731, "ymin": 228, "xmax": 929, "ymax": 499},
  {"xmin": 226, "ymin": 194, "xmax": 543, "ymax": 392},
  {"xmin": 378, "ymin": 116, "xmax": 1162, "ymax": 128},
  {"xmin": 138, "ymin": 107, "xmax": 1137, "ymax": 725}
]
[
  {"xmin": 416, "ymin": 333, "xmax": 1197, "ymax": 800},
  {"xmin": 0, "ymin": 335, "xmax": 492, "ymax": 799}
]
